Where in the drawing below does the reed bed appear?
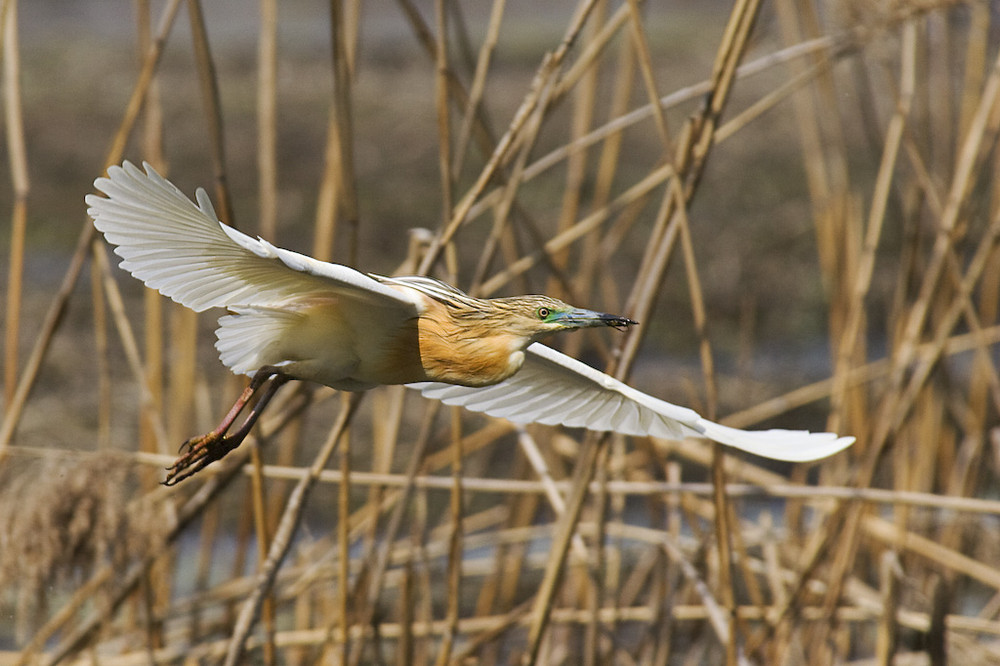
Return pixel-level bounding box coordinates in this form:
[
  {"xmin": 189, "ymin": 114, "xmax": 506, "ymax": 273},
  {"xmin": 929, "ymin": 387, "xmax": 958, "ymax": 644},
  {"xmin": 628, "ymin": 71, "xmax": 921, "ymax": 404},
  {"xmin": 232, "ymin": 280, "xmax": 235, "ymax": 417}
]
[{"xmin": 2, "ymin": 0, "xmax": 1000, "ymax": 663}]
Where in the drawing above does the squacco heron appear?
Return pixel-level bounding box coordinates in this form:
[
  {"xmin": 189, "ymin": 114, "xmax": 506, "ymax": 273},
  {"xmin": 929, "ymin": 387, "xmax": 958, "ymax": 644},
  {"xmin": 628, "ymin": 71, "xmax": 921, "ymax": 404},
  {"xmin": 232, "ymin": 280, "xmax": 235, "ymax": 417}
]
[{"xmin": 87, "ymin": 162, "xmax": 854, "ymax": 484}]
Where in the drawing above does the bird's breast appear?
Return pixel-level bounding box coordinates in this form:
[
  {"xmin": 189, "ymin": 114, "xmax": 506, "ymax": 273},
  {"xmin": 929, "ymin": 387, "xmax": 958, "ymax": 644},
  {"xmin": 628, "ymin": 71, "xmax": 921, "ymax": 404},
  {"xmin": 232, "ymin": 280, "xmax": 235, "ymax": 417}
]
[
  {"xmin": 418, "ymin": 334, "xmax": 526, "ymax": 387},
  {"xmin": 413, "ymin": 303, "xmax": 528, "ymax": 387}
]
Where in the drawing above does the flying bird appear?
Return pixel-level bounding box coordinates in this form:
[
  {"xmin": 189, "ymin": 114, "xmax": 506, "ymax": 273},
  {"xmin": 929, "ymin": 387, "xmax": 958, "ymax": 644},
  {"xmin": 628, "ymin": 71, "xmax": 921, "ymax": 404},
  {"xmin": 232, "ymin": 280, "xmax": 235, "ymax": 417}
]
[{"xmin": 87, "ymin": 162, "xmax": 854, "ymax": 484}]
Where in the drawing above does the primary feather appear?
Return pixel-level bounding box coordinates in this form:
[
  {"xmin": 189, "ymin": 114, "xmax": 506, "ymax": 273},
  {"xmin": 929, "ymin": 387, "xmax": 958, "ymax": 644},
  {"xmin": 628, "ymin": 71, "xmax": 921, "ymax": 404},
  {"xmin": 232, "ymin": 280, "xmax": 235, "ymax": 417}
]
[
  {"xmin": 410, "ymin": 344, "xmax": 854, "ymax": 462},
  {"xmin": 86, "ymin": 161, "xmax": 419, "ymax": 312}
]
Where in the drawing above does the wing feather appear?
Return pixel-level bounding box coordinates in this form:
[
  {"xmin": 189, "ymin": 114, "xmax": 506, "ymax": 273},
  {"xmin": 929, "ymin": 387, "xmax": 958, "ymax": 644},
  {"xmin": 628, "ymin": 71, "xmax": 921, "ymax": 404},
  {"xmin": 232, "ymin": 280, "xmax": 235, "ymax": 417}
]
[
  {"xmin": 411, "ymin": 343, "xmax": 855, "ymax": 462},
  {"xmin": 87, "ymin": 161, "xmax": 420, "ymax": 313}
]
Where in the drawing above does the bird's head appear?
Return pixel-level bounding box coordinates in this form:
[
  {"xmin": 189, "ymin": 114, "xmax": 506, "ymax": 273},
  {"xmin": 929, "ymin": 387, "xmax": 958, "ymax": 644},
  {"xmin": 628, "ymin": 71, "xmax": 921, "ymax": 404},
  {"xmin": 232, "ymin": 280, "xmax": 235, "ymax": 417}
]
[{"xmin": 483, "ymin": 295, "xmax": 638, "ymax": 341}]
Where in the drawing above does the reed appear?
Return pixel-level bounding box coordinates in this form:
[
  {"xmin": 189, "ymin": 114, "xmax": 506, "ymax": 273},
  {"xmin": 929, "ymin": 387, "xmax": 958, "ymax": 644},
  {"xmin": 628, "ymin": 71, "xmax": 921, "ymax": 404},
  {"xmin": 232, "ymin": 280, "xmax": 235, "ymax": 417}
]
[{"xmin": 3, "ymin": 1, "xmax": 1000, "ymax": 663}]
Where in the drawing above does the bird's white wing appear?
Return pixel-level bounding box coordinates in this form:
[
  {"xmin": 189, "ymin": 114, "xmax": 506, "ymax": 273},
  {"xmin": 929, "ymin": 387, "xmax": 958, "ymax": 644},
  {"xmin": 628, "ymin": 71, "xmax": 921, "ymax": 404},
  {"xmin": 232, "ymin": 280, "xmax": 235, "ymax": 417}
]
[
  {"xmin": 410, "ymin": 343, "xmax": 855, "ymax": 462},
  {"xmin": 86, "ymin": 161, "xmax": 420, "ymax": 312}
]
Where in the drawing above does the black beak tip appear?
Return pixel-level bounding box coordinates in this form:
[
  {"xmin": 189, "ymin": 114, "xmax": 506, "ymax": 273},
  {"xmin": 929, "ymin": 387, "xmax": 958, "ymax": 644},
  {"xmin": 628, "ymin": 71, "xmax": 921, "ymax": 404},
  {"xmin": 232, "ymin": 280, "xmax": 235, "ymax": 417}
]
[{"xmin": 601, "ymin": 314, "xmax": 638, "ymax": 330}]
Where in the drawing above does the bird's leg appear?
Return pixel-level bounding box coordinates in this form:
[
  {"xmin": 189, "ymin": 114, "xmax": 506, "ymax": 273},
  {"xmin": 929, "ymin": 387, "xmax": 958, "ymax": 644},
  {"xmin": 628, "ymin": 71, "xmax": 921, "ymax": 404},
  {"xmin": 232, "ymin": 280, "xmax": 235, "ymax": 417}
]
[{"xmin": 164, "ymin": 367, "xmax": 291, "ymax": 486}]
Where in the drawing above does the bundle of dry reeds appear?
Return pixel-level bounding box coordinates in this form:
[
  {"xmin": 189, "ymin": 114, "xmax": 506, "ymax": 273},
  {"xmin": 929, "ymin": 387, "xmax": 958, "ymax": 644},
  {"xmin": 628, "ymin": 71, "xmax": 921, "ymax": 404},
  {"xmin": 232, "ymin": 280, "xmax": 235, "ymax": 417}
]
[{"xmin": 3, "ymin": 0, "xmax": 1000, "ymax": 663}]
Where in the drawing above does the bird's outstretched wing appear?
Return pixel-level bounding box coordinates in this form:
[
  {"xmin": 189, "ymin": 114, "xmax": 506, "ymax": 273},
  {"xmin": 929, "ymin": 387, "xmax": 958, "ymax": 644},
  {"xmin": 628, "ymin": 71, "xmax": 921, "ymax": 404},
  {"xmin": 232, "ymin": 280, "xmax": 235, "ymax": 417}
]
[
  {"xmin": 86, "ymin": 161, "xmax": 420, "ymax": 312},
  {"xmin": 410, "ymin": 343, "xmax": 854, "ymax": 462}
]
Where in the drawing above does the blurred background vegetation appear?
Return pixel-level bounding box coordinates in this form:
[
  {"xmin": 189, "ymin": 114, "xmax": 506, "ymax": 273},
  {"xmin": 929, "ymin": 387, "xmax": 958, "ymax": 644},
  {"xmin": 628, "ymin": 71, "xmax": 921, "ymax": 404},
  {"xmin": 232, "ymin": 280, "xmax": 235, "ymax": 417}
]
[{"xmin": 2, "ymin": 0, "xmax": 1000, "ymax": 663}]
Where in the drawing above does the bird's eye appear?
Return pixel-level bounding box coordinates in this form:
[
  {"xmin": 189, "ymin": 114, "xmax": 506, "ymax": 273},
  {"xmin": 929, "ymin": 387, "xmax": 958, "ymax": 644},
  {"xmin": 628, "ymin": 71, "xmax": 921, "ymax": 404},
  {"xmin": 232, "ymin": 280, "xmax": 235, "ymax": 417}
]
[{"xmin": 537, "ymin": 307, "xmax": 550, "ymax": 320}]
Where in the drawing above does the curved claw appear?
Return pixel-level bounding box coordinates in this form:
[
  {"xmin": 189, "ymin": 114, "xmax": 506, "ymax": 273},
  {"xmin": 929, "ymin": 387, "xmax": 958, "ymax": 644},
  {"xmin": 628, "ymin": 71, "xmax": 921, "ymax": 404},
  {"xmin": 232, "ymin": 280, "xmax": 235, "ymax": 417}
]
[
  {"xmin": 176, "ymin": 437, "xmax": 196, "ymax": 455},
  {"xmin": 163, "ymin": 432, "xmax": 243, "ymax": 486}
]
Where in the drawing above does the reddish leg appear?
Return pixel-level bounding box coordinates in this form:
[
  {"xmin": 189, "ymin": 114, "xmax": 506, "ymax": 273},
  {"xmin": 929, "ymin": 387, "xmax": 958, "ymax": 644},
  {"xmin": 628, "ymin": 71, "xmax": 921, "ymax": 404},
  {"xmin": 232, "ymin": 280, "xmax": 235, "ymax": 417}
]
[{"xmin": 164, "ymin": 367, "xmax": 291, "ymax": 486}]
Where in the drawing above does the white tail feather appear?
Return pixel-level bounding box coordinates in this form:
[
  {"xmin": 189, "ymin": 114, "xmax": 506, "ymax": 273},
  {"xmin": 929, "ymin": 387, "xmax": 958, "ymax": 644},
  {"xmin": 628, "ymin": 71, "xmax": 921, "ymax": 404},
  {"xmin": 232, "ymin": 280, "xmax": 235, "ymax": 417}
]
[{"xmin": 215, "ymin": 307, "xmax": 303, "ymax": 377}]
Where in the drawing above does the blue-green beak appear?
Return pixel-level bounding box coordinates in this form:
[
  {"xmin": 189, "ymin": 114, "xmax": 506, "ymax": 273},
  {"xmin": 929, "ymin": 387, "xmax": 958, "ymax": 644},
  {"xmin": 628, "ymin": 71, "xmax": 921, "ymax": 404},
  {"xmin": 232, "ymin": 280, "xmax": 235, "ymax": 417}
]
[{"xmin": 557, "ymin": 308, "xmax": 638, "ymax": 331}]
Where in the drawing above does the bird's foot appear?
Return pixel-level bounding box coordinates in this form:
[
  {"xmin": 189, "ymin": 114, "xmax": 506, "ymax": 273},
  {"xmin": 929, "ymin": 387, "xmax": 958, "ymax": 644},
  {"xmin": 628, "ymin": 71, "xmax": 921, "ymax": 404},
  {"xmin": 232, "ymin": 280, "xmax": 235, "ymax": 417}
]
[
  {"xmin": 162, "ymin": 368, "xmax": 290, "ymax": 486},
  {"xmin": 163, "ymin": 431, "xmax": 244, "ymax": 486}
]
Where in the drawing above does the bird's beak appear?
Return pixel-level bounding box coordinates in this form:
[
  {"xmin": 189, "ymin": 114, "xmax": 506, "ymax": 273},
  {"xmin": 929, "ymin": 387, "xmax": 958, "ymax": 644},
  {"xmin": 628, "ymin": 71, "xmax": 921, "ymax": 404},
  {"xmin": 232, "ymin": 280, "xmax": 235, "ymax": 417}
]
[{"xmin": 558, "ymin": 309, "xmax": 638, "ymax": 331}]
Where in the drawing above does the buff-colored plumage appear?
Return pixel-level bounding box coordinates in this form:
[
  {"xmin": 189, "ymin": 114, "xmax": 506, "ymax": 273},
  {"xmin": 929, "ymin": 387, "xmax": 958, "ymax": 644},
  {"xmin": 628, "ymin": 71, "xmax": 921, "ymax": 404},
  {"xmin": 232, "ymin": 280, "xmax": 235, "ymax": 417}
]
[{"xmin": 87, "ymin": 162, "xmax": 855, "ymax": 483}]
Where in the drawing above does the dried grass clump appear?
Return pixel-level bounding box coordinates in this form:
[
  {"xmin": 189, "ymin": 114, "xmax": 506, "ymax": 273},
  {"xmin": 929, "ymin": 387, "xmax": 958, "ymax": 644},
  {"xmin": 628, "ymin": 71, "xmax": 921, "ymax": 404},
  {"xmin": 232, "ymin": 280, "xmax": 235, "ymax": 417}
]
[{"xmin": 0, "ymin": 456, "xmax": 164, "ymax": 638}]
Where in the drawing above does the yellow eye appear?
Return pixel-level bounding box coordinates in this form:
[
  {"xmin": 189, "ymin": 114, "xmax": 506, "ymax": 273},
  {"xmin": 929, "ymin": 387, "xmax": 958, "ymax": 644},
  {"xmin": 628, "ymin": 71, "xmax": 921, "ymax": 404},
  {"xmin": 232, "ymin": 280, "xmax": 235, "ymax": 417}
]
[{"xmin": 537, "ymin": 307, "xmax": 550, "ymax": 320}]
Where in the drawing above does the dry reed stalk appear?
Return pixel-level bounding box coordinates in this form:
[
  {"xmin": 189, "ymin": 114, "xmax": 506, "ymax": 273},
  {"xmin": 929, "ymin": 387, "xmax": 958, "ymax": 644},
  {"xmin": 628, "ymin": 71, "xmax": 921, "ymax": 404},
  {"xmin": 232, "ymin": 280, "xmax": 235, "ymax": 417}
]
[
  {"xmin": 315, "ymin": 0, "xmax": 360, "ymax": 264},
  {"xmin": 524, "ymin": 2, "xmax": 767, "ymax": 656},
  {"xmin": 135, "ymin": 0, "xmax": 168, "ymax": 507},
  {"xmin": 872, "ymin": 37, "xmax": 1000, "ymax": 458},
  {"xmin": 357, "ymin": 392, "xmax": 409, "ymax": 591},
  {"xmin": 479, "ymin": 162, "xmax": 674, "ymax": 295},
  {"xmin": 624, "ymin": 0, "xmax": 670, "ymax": 150},
  {"xmin": 2, "ymin": 0, "xmax": 27, "ymax": 414},
  {"xmin": 926, "ymin": 574, "xmax": 948, "ymax": 666},
  {"xmin": 773, "ymin": 0, "xmax": 856, "ymax": 460},
  {"xmin": 397, "ymin": 0, "xmax": 501, "ymax": 172},
  {"xmin": 91, "ymin": 250, "xmax": 111, "ymax": 450},
  {"xmin": 584, "ymin": 445, "xmax": 609, "ymax": 666},
  {"xmin": 833, "ymin": 20, "xmax": 914, "ymax": 429},
  {"xmin": 346, "ymin": 406, "xmax": 440, "ymax": 665},
  {"xmin": 452, "ymin": 0, "xmax": 506, "ymax": 179},
  {"xmin": 0, "ymin": 0, "xmax": 182, "ymax": 459},
  {"xmin": 875, "ymin": 552, "xmax": 901, "ymax": 665},
  {"xmin": 724, "ymin": 322, "xmax": 1000, "ymax": 428},
  {"xmin": 224, "ymin": 393, "xmax": 363, "ymax": 666},
  {"xmin": 187, "ymin": 0, "xmax": 232, "ymax": 226},
  {"xmin": 521, "ymin": 432, "xmax": 608, "ymax": 662},
  {"xmin": 433, "ymin": 408, "xmax": 464, "ymax": 666},
  {"xmin": 14, "ymin": 605, "xmax": 1000, "ymax": 666},
  {"xmin": 85, "ymin": 444, "xmax": 1000, "ymax": 521},
  {"xmin": 862, "ymin": 514, "xmax": 1000, "ymax": 591},
  {"xmin": 416, "ymin": 0, "xmax": 603, "ymax": 273},
  {"xmin": 433, "ymin": 0, "xmax": 454, "ymax": 228},
  {"xmin": 91, "ymin": 246, "xmax": 171, "ymax": 452},
  {"xmin": 248, "ymin": 441, "xmax": 278, "ymax": 666},
  {"xmin": 470, "ymin": 87, "xmax": 556, "ymax": 295},
  {"xmin": 335, "ymin": 393, "xmax": 353, "ymax": 664},
  {"xmin": 46, "ymin": 440, "xmax": 1000, "ymax": 514},
  {"xmin": 547, "ymin": 0, "xmax": 604, "ymax": 304},
  {"xmin": 257, "ymin": 0, "xmax": 278, "ymax": 241},
  {"xmin": 574, "ymin": 18, "xmax": 634, "ymax": 326},
  {"xmin": 804, "ymin": 23, "xmax": 920, "ymax": 652},
  {"xmin": 518, "ymin": 31, "xmax": 845, "ymax": 200}
]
